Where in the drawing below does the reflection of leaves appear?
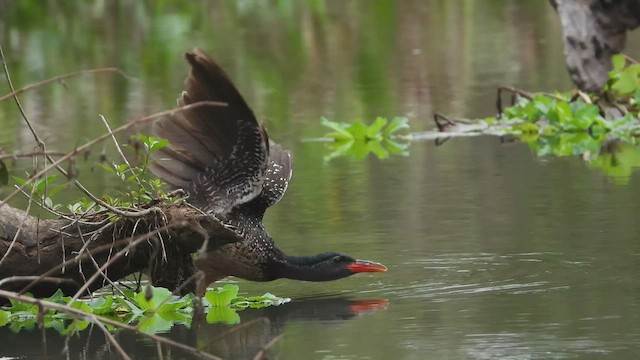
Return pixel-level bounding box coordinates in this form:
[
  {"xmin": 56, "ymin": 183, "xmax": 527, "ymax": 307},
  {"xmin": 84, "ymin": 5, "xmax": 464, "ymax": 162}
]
[
  {"xmin": 324, "ymin": 138, "xmax": 410, "ymax": 162},
  {"xmin": 588, "ymin": 142, "xmax": 640, "ymax": 184},
  {"xmin": 137, "ymin": 313, "xmax": 177, "ymax": 334},
  {"xmin": 522, "ymin": 134, "xmax": 640, "ymax": 183},
  {"xmin": 382, "ymin": 117, "xmax": 410, "ymax": 138},
  {"xmin": 525, "ymin": 133, "xmax": 602, "ymax": 157},
  {"xmin": 206, "ymin": 306, "xmax": 241, "ymax": 324}
]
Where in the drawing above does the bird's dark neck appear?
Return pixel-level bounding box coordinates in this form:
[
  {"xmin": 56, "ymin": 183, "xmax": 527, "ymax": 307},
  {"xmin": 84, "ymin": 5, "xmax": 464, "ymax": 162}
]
[{"xmin": 274, "ymin": 254, "xmax": 335, "ymax": 281}]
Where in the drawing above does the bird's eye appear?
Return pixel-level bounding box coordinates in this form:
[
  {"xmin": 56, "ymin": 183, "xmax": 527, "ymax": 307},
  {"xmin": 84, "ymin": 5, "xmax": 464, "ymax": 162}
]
[{"xmin": 332, "ymin": 256, "xmax": 344, "ymax": 264}]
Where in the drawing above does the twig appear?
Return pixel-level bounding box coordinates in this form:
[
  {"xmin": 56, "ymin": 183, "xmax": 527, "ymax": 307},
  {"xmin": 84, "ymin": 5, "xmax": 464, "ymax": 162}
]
[
  {"xmin": 15, "ymin": 184, "xmax": 70, "ymax": 219},
  {"xmin": 156, "ymin": 342, "xmax": 164, "ymax": 360},
  {"xmin": 99, "ymin": 114, "xmax": 131, "ymax": 168},
  {"xmin": 0, "ymin": 276, "xmax": 78, "ymax": 288},
  {"xmin": 0, "ymin": 68, "xmax": 136, "ymax": 102},
  {"xmin": 0, "ymin": 151, "xmax": 68, "ymax": 160},
  {"xmin": 68, "ymin": 223, "xmax": 177, "ymax": 303},
  {"xmin": 624, "ymin": 53, "xmax": 639, "ymax": 65},
  {"xmin": 94, "ymin": 319, "xmax": 132, "ymax": 360},
  {"xmin": 74, "ymin": 221, "xmax": 127, "ymax": 299},
  {"xmin": 433, "ymin": 113, "xmax": 456, "ymax": 132},
  {"xmin": 0, "ymin": 183, "xmax": 37, "ymax": 265},
  {"xmin": 496, "ymin": 85, "xmax": 534, "ymax": 117}
]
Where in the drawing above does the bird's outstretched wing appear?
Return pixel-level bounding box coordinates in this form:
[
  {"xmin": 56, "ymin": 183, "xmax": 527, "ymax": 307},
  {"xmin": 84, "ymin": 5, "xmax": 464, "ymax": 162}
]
[
  {"xmin": 150, "ymin": 48, "xmax": 269, "ymax": 216},
  {"xmin": 150, "ymin": 48, "xmax": 292, "ymax": 221},
  {"xmin": 232, "ymin": 140, "xmax": 292, "ymax": 224}
]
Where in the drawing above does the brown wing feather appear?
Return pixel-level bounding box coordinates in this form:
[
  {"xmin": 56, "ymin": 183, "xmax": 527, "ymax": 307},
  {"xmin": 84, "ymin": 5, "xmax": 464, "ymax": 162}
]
[{"xmin": 150, "ymin": 48, "xmax": 269, "ymax": 216}]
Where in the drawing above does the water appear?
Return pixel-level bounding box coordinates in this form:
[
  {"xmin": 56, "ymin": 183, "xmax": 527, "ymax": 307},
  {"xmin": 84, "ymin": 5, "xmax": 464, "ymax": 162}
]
[{"xmin": 2, "ymin": 1, "xmax": 640, "ymax": 359}]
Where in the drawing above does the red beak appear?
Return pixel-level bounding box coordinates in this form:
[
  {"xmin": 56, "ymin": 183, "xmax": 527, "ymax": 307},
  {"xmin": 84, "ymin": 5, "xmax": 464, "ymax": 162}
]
[{"xmin": 346, "ymin": 260, "xmax": 387, "ymax": 273}]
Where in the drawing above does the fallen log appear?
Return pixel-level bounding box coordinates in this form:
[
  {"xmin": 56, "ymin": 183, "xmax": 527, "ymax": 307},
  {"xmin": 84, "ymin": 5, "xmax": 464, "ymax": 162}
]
[{"xmin": 0, "ymin": 202, "xmax": 240, "ymax": 298}]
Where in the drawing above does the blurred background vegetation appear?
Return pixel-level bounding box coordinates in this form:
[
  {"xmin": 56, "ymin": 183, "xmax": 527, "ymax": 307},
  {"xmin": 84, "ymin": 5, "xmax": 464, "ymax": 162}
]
[{"xmin": 3, "ymin": 2, "xmax": 640, "ymax": 359}]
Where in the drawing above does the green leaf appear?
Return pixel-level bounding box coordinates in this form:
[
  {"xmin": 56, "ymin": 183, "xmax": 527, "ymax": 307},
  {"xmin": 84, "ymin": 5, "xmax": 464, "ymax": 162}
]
[
  {"xmin": 382, "ymin": 117, "xmax": 410, "ymax": 137},
  {"xmin": 149, "ymin": 138, "xmax": 169, "ymax": 152},
  {"xmin": 9, "ymin": 294, "xmax": 37, "ymax": 314},
  {"xmin": 70, "ymin": 301, "xmax": 93, "ymax": 314},
  {"xmin": 346, "ymin": 121, "xmax": 369, "ymax": 141},
  {"xmin": 571, "ymin": 102, "xmax": 601, "ymax": 130},
  {"xmin": 365, "ymin": 117, "xmax": 388, "ymax": 139},
  {"xmin": 13, "ymin": 176, "xmax": 26, "ymax": 186},
  {"xmin": 547, "ymin": 101, "xmax": 572, "ymax": 126},
  {"xmin": 44, "ymin": 197, "xmax": 54, "ymax": 209},
  {"xmin": 45, "ymin": 289, "xmax": 72, "ymax": 305},
  {"xmin": 0, "ymin": 310, "xmax": 9, "ymax": 327},
  {"xmin": 532, "ymin": 95, "xmax": 553, "ymax": 115},
  {"xmin": 611, "ymin": 54, "xmax": 626, "ymax": 72},
  {"xmin": 205, "ymin": 284, "xmax": 239, "ymax": 307},
  {"xmin": 97, "ymin": 163, "xmax": 116, "ymax": 174},
  {"xmin": 611, "ymin": 65, "xmax": 640, "ymax": 95},
  {"xmin": 89, "ymin": 296, "xmax": 115, "ymax": 315},
  {"xmin": 321, "ymin": 117, "xmax": 354, "ymax": 140},
  {"xmin": 134, "ymin": 286, "xmax": 178, "ymax": 313}
]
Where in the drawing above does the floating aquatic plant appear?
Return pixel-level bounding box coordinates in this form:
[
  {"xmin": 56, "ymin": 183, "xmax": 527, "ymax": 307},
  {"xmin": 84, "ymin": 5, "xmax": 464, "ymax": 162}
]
[
  {"xmin": 425, "ymin": 54, "xmax": 640, "ymax": 182},
  {"xmin": 0, "ymin": 285, "xmax": 290, "ymax": 335},
  {"xmin": 319, "ymin": 117, "xmax": 411, "ymax": 161}
]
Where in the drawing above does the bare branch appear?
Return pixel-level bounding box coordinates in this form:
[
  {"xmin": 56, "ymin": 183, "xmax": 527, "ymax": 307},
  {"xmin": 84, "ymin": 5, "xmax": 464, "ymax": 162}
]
[{"xmin": 0, "ymin": 68, "xmax": 136, "ymax": 103}]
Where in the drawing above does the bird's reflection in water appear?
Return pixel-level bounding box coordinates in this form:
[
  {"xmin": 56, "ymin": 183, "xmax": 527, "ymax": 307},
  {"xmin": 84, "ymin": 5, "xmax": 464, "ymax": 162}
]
[
  {"xmin": 0, "ymin": 297, "xmax": 388, "ymax": 360},
  {"xmin": 197, "ymin": 296, "xmax": 389, "ymax": 359}
]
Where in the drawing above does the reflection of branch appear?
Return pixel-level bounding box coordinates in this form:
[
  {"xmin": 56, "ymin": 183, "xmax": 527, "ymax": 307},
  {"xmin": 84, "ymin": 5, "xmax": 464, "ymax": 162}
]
[
  {"xmin": 253, "ymin": 334, "xmax": 284, "ymax": 360},
  {"xmin": 209, "ymin": 318, "xmax": 270, "ymax": 343}
]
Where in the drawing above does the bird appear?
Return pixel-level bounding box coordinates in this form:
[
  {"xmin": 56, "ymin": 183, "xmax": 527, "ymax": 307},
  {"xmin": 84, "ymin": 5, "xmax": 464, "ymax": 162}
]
[{"xmin": 150, "ymin": 48, "xmax": 387, "ymax": 295}]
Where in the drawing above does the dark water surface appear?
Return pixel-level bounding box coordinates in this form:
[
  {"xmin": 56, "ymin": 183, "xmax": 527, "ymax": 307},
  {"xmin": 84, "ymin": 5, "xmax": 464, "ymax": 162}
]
[{"xmin": 2, "ymin": 1, "xmax": 640, "ymax": 359}]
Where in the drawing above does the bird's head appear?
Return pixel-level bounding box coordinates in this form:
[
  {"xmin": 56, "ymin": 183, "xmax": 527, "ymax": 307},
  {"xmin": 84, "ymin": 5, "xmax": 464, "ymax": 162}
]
[{"xmin": 278, "ymin": 252, "xmax": 387, "ymax": 281}]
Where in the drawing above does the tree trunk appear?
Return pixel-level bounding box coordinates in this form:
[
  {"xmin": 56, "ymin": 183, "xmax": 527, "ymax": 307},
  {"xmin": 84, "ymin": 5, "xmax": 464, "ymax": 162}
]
[
  {"xmin": 0, "ymin": 203, "xmax": 240, "ymax": 298},
  {"xmin": 551, "ymin": 0, "xmax": 640, "ymax": 92}
]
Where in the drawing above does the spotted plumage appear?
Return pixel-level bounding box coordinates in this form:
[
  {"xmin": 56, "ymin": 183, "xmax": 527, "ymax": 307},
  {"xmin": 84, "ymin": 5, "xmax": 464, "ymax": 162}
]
[{"xmin": 150, "ymin": 48, "xmax": 386, "ymax": 295}]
